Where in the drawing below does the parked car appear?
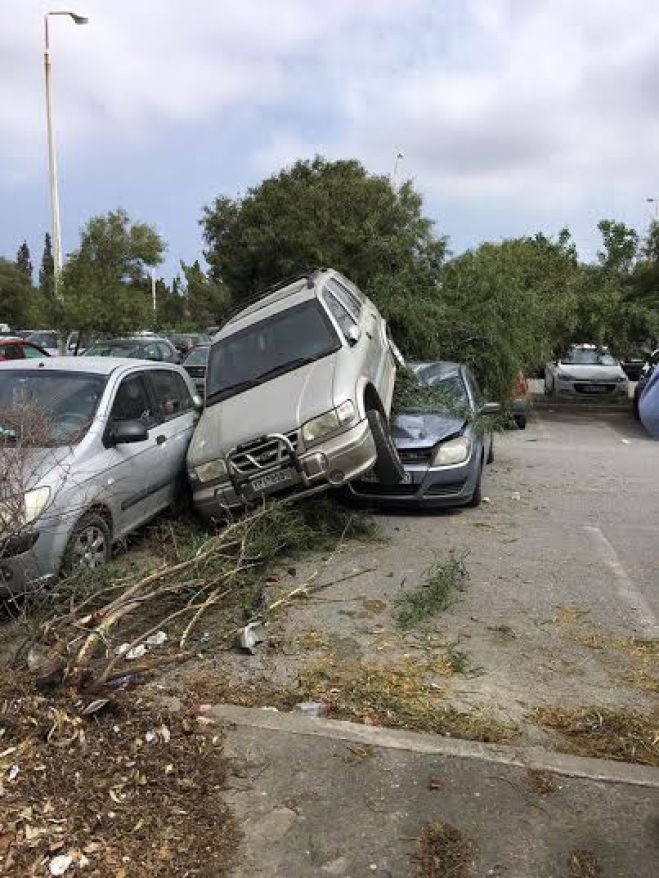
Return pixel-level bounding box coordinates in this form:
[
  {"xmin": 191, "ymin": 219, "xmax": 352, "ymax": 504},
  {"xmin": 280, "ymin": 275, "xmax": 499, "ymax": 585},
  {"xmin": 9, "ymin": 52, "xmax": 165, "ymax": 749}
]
[
  {"xmin": 0, "ymin": 358, "xmax": 200, "ymax": 595},
  {"xmin": 182, "ymin": 344, "xmax": 210, "ymax": 393},
  {"xmin": 83, "ymin": 337, "xmax": 180, "ymax": 363},
  {"xmin": 346, "ymin": 361, "xmax": 498, "ymax": 508},
  {"xmin": 544, "ymin": 344, "xmax": 629, "ymax": 399},
  {"xmin": 166, "ymin": 332, "xmax": 211, "ymax": 357},
  {"xmin": 0, "ymin": 338, "xmax": 50, "ymax": 361},
  {"xmin": 27, "ymin": 330, "xmax": 60, "ymax": 356},
  {"xmin": 638, "ymin": 362, "xmax": 659, "ymax": 437},
  {"xmin": 633, "ymin": 349, "xmax": 659, "ymax": 419},
  {"xmin": 187, "ymin": 268, "xmax": 403, "ymax": 516},
  {"xmin": 620, "ymin": 352, "xmax": 650, "ymax": 382}
]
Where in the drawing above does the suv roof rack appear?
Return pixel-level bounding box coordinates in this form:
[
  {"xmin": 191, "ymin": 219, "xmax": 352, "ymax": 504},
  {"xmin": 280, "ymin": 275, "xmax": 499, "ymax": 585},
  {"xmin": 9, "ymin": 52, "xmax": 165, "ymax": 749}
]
[{"xmin": 224, "ymin": 268, "xmax": 326, "ymax": 325}]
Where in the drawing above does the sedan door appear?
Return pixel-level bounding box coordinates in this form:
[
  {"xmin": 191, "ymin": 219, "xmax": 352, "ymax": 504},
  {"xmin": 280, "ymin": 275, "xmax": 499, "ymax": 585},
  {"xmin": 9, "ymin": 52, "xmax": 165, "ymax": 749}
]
[{"xmin": 144, "ymin": 368, "xmax": 198, "ymax": 507}]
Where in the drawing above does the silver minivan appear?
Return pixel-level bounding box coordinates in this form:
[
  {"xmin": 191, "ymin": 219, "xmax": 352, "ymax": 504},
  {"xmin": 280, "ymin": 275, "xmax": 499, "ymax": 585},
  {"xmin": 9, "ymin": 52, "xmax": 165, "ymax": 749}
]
[
  {"xmin": 188, "ymin": 268, "xmax": 403, "ymax": 516},
  {"xmin": 0, "ymin": 357, "xmax": 200, "ymax": 596}
]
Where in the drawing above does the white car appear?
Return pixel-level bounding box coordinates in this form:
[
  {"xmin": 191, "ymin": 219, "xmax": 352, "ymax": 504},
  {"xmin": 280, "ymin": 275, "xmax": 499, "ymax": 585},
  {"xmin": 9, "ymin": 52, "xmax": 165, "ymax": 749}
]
[{"xmin": 545, "ymin": 344, "xmax": 629, "ymax": 399}]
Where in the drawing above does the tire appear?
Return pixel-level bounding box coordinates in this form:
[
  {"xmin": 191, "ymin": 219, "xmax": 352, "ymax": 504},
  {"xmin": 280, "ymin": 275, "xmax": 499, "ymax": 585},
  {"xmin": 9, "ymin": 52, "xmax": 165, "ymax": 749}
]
[
  {"xmin": 486, "ymin": 436, "xmax": 494, "ymax": 464},
  {"xmin": 61, "ymin": 512, "xmax": 111, "ymax": 576},
  {"xmin": 367, "ymin": 409, "xmax": 405, "ymax": 483},
  {"xmin": 467, "ymin": 464, "xmax": 483, "ymax": 507}
]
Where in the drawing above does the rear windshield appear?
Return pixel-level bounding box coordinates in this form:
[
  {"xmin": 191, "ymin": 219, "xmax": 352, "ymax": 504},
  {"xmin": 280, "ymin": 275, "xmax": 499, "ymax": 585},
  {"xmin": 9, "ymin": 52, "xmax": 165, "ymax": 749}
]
[
  {"xmin": 0, "ymin": 371, "xmax": 106, "ymax": 446},
  {"xmin": 561, "ymin": 348, "xmax": 617, "ymax": 366},
  {"xmin": 84, "ymin": 342, "xmax": 141, "ymax": 358},
  {"xmin": 206, "ymin": 300, "xmax": 341, "ymax": 404},
  {"xmin": 183, "ymin": 346, "xmax": 209, "ymax": 366}
]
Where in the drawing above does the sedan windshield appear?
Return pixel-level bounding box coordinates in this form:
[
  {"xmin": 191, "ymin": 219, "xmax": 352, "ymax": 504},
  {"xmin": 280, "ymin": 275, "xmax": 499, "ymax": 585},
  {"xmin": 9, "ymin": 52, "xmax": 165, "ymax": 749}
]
[
  {"xmin": 28, "ymin": 332, "xmax": 58, "ymax": 349},
  {"xmin": 84, "ymin": 342, "xmax": 141, "ymax": 358},
  {"xmin": 422, "ymin": 373, "xmax": 470, "ymax": 406},
  {"xmin": 206, "ymin": 300, "xmax": 341, "ymax": 403},
  {"xmin": 0, "ymin": 371, "xmax": 106, "ymax": 446},
  {"xmin": 561, "ymin": 348, "xmax": 617, "ymax": 366}
]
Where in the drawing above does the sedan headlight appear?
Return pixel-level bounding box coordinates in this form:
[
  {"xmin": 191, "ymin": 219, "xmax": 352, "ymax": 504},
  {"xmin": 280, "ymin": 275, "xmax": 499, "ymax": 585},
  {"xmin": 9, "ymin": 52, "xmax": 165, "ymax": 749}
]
[
  {"xmin": 556, "ymin": 371, "xmax": 576, "ymax": 381},
  {"xmin": 194, "ymin": 458, "xmax": 227, "ymax": 483},
  {"xmin": 302, "ymin": 401, "xmax": 355, "ymax": 444},
  {"xmin": 0, "ymin": 486, "xmax": 51, "ymax": 530},
  {"xmin": 431, "ymin": 436, "xmax": 471, "ymax": 467}
]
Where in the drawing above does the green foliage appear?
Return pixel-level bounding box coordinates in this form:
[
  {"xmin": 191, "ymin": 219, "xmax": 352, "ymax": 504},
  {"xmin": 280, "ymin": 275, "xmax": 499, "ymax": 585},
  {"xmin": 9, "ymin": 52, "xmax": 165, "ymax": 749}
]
[
  {"xmin": 180, "ymin": 259, "xmax": 230, "ymax": 326},
  {"xmin": 394, "ymin": 555, "xmax": 468, "ymax": 629},
  {"xmin": 15, "ymin": 242, "xmax": 33, "ymax": 286},
  {"xmin": 201, "ymin": 155, "xmax": 447, "ymax": 300},
  {"xmin": 38, "ymin": 233, "xmax": 55, "ymax": 301},
  {"xmin": 0, "ymin": 258, "xmax": 35, "ymax": 328},
  {"xmin": 57, "ymin": 209, "xmax": 165, "ymax": 335}
]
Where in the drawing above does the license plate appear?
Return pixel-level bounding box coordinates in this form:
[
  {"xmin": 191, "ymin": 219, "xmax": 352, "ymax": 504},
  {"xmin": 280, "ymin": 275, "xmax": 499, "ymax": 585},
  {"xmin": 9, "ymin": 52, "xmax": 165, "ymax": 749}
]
[
  {"xmin": 360, "ymin": 469, "xmax": 412, "ymax": 484},
  {"xmin": 582, "ymin": 384, "xmax": 607, "ymax": 393},
  {"xmin": 250, "ymin": 467, "xmax": 296, "ymax": 492}
]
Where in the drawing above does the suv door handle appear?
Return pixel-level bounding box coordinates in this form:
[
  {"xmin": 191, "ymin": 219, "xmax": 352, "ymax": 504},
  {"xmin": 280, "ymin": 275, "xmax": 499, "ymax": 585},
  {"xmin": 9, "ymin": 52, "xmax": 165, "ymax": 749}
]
[{"xmin": 155, "ymin": 434, "xmax": 166, "ymax": 445}]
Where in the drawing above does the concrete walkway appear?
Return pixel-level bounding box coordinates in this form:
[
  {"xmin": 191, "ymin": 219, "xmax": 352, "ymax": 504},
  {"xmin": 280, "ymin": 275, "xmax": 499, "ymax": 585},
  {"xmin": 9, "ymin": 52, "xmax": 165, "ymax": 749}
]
[{"xmin": 212, "ymin": 704, "xmax": 659, "ymax": 878}]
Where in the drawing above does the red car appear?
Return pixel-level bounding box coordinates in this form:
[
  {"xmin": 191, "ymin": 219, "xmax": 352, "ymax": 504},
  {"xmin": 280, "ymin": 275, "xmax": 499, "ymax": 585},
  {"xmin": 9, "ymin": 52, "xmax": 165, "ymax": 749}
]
[{"xmin": 0, "ymin": 338, "xmax": 50, "ymax": 361}]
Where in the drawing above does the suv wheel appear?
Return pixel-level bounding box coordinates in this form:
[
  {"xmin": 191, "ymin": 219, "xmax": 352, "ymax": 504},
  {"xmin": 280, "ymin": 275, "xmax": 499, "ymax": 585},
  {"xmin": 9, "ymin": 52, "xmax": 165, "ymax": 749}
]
[
  {"xmin": 367, "ymin": 409, "xmax": 405, "ymax": 484},
  {"xmin": 62, "ymin": 512, "xmax": 111, "ymax": 575}
]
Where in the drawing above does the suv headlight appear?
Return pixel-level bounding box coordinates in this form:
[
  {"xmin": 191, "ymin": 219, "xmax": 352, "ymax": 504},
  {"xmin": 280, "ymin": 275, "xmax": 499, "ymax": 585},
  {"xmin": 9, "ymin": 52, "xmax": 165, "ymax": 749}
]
[
  {"xmin": 0, "ymin": 486, "xmax": 51, "ymax": 530},
  {"xmin": 194, "ymin": 459, "xmax": 227, "ymax": 483},
  {"xmin": 303, "ymin": 401, "xmax": 355, "ymax": 444},
  {"xmin": 431, "ymin": 436, "xmax": 471, "ymax": 466}
]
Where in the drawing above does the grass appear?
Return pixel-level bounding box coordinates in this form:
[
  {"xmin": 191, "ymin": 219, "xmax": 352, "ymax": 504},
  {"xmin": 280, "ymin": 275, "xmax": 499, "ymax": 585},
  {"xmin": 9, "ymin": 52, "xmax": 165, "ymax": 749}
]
[
  {"xmin": 531, "ymin": 706, "xmax": 659, "ymax": 766},
  {"xmin": 410, "ymin": 822, "xmax": 474, "ymax": 878},
  {"xmin": 567, "ymin": 849, "xmax": 603, "ymax": 878},
  {"xmin": 394, "ymin": 555, "xmax": 468, "ymax": 629}
]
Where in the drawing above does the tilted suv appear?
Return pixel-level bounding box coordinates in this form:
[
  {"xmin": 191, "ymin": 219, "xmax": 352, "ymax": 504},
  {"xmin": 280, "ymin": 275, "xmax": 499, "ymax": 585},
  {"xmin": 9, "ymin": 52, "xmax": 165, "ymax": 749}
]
[{"xmin": 187, "ymin": 269, "xmax": 403, "ymax": 515}]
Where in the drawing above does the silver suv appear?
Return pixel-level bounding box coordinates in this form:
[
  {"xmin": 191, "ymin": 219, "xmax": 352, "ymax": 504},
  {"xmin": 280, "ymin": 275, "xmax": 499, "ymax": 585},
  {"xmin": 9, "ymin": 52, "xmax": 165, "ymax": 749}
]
[{"xmin": 187, "ymin": 269, "xmax": 403, "ymax": 515}]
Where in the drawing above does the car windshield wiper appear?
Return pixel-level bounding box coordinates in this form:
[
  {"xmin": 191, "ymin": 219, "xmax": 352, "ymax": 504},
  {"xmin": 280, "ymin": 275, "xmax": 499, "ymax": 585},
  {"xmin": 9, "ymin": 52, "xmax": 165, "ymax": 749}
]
[{"xmin": 254, "ymin": 357, "xmax": 317, "ymax": 383}]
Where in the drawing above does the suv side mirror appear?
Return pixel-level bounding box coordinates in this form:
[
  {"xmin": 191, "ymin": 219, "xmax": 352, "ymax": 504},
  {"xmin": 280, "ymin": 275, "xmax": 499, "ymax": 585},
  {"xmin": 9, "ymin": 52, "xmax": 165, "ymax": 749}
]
[
  {"xmin": 346, "ymin": 325, "xmax": 361, "ymax": 346},
  {"xmin": 109, "ymin": 419, "xmax": 148, "ymax": 446},
  {"xmin": 480, "ymin": 401, "xmax": 502, "ymax": 416}
]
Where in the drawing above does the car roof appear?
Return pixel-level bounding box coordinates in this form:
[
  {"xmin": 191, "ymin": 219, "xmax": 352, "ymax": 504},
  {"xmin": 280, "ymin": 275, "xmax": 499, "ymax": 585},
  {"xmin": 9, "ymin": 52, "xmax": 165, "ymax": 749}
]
[
  {"xmin": 408, "ymin": 360, "xmax": 464, "ymax": 378},
  {"xmin": 0, "ymin": 356, "xmax": 180, "ymax": 376}
]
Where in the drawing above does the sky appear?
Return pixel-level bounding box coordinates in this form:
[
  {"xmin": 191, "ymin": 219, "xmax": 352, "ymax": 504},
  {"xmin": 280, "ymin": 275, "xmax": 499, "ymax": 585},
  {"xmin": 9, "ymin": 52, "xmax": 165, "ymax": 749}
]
[{"xmin": 2, "ymin": 0, "xmax": 659, "ymax": 280}]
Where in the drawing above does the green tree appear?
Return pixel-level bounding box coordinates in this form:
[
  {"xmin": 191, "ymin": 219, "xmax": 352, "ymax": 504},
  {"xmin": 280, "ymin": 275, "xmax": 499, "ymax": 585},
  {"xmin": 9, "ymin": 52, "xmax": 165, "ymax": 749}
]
[
  {"xmin": 58, "ymin": 209, "xmax": 165, "ymax": 337},
  {"xmin": 596, "ymin": 219, "xmax": 639, "ymax": 274},
  {"xmin": 39, "ymin": 233, "xmax": 55, "ymax": 300},
  {"xmin": 180, "ymin": 260, "xmax": 230, "ymax": 326},
  {"xmin": 201, "ymin": 156, "xmax": 446, "ymax": 301},
  {"xmin": 0, "ymin": 258, "xmax": 33, "ymax": 328},
  {"xmin": 15, "ymin": 241, "xmax": 33, "ymax": 286}
]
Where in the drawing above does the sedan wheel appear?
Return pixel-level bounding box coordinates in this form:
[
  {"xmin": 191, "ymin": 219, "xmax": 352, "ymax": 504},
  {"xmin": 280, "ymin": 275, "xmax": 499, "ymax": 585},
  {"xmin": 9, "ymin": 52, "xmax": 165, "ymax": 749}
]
[{"xmin": 62, "ymin": 513, "xmax": 111, "ymax": 575}]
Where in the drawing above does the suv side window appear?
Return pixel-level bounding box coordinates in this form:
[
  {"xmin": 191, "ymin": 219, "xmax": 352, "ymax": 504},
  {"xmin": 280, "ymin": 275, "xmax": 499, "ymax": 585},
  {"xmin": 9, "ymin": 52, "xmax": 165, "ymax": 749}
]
[
  {"xmin": 110, "ymin": 373, "xmax": 155, "ymax": 428},
  {"xmin": 322, "ymin": 290, "xmax": 358, "ymax": 341},
  {"xmin": 157, "ymin": 341, "xmax": 174, "ymax": 361},
  {"xmin": 149, "ymin": 369, "xmax": 194, "ymax": 421},
  {"xmin": 328, "ymin": 279, "xmax": 362, "ymax": 318},
  {"xmin": 143, "ymin": 343, "xmax": 162, "ymax": 361}
]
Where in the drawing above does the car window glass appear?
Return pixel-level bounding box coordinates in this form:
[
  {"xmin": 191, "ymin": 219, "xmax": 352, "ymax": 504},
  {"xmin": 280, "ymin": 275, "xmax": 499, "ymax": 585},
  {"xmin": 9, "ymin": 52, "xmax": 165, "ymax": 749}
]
[
  {"xmin": 0, "ymin": 344, "xmax": 24, "ymax": 360},
  {"xmin": 328, "ymin": 278, "xmax": 362, "ymax": 316},
  {"xmin": 184, "ymin": 347, "xmax": 209, "ymax": 366},
  {"xmin": 322, "ymin": 290, "xmax": 358, "ymax": 340},
  {"xmin": 110, "ymin": 374, "xmax": 155, "ymax": 428},
  {"xmin": 150, "ymin": 369, "xmax": 194, "ymax": 421},
  {"xmin": 466, "ymin": 371, "xmax": 483, "ymax": 405},
  {"xmin": 23, "ymin": 344, "xmax": 47, "ymax": 359},
  {"xmin": 158, "ymin": 342, "xmax": 174, "ymax": 360},
  {"xmin": 143, "ymin": 343, "xmax": 161, "ymax": 361}
]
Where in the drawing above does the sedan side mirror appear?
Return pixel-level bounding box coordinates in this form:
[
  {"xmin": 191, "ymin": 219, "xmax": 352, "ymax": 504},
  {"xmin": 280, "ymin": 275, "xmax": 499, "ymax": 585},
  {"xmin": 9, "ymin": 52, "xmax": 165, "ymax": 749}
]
[
  {"xmin": 480, "ymin": 401, "xmax": 502, "ymax": 416},
  {"xmin": 109, "ymin": 419, "xmax": 148, "ymax": 446},
  {"xmin": 192, "ymin": 394, "xmax": 204, "ymax": 411},
  {"xmin": 346, "ymin": 325, "xmax": 361, "ymax": 346}
]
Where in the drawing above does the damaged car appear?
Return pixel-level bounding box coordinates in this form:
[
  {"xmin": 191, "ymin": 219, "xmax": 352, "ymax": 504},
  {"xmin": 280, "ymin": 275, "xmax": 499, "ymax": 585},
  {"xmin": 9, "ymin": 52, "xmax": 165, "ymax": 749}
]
[
  {"xmin": 187, "ymin": 269, "xmax": 404, "ymax": 516},
  {"xmin": 347, "ymin": 361, "xmax": 500, "ymax": 508}
]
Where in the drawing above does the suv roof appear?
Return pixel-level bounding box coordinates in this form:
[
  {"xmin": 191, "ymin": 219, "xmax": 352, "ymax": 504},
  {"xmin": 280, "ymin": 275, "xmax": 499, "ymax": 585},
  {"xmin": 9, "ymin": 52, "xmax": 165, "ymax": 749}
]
[{"xmin": 0, "ymin": 356, "xmax": 181, "ymax": 376}]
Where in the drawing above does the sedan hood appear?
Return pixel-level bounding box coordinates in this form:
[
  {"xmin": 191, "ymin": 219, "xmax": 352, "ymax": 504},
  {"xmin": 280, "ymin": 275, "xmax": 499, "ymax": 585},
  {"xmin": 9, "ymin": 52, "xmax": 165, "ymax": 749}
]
[
  {"xmin": 391, "ymin": 410, "xmax": 466, "ymax": 448},
  {"xmin": 189, "ymin": 356, "xmax": 338, "ymax": 464},
  {"xmin": 557, "ymin": 363, "xmax": 624, "ymax": 381},
  {"xmin": 0, "ymin": 445, "xmax": 74, "ymax": 495}
]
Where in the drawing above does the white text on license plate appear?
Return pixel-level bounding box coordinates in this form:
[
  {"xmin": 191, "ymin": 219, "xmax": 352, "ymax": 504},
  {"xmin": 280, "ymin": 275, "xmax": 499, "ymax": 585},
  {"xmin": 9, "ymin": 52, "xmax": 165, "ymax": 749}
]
[
  {"xmin": 583, "ymin": 384, "xmax": 607, "ymax": 393},
  {"xmin": 251, "ymin": 467, "xmax": 296, "ymax": 492}
]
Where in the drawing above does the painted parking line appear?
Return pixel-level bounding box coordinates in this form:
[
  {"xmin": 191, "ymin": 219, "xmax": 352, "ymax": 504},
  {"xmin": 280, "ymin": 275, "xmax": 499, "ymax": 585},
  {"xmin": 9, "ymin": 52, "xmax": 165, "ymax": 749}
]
[{"xmin": 584, "ymin": 525, "xmax": 658, "ymax": 636}]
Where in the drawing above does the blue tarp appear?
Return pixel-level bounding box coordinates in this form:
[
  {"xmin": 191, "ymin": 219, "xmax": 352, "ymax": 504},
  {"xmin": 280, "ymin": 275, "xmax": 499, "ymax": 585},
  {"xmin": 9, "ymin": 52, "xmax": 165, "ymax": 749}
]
[{"xmin": 639, "ymin": 367, "xmax": 659, "ymax": 438}]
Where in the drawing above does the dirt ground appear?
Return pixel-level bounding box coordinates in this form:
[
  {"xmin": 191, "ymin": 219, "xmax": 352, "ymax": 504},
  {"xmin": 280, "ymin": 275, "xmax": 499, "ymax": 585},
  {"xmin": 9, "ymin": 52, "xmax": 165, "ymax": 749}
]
[{"xmin": 169, "ymin": 406, "xmax": 658, "ymax": 751}]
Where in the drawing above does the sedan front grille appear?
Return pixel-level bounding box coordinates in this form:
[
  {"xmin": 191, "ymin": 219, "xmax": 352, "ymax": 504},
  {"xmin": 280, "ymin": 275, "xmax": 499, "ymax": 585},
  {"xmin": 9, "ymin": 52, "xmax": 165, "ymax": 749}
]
[
  {"xmin": 230, "ymin": 431, "xmax": 300, "ymax": 475},
  {"xmin": 398, "ymin": 448, "xmax": 432, "ymax": 464}
]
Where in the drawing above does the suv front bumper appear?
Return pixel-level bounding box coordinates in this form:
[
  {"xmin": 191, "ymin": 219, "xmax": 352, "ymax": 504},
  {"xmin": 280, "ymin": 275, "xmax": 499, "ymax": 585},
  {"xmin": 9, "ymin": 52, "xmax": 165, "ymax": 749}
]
[{"xmin": 192, "ymin": 418, "xmax": 377, "ymax": 517}]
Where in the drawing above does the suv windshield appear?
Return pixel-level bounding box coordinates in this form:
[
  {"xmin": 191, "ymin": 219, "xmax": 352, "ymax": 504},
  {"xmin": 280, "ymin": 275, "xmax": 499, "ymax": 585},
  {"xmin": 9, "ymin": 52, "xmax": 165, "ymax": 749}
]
[
  {"xmin": 0, "ymin": 371, "xmax": 106, "ymax": 446},
  {"xmin": 561, "ymin": 348, "xmax": 617, "ymax": 366},
  {"xmin": 206, "ymin": 300, "xmax": 341, "ymax": 404}
]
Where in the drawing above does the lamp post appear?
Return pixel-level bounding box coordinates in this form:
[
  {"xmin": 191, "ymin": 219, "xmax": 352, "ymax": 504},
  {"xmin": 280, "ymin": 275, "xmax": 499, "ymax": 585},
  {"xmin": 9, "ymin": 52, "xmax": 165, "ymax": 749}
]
[
  {"xmin": 391, "ymin": 151, "xmax": 404, "ymax": 193},
  {"xmin": 646, "ymin": 197, "xmax": 659, "ymax": 221},
  {"xmin": 44, "ymin": 10, "xmax": 88, "ymax": 293}
]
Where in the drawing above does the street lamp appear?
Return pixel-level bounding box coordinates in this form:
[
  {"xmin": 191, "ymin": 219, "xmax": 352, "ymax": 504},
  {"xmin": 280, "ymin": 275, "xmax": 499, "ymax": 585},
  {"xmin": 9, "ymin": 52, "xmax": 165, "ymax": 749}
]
[
  {"xmin": 391, "ymin": 151, "xmax": 404, "ymax": 193},
  {"xmin": 44, "ymin": 10, "xmax": 88, "ymax": 291},
  {"xmin": 646, "ymin": 197, "xmax": 659, "ymax": 220}
]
